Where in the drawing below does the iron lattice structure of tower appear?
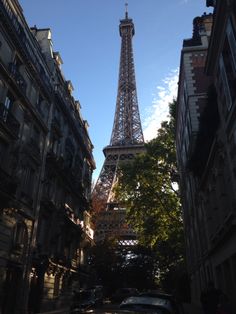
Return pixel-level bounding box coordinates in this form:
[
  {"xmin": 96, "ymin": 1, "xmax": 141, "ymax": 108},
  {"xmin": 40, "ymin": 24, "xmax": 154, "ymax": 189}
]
[{"xmin": 92, "ymin": 8, "xmax": 145, "ymax": 244}]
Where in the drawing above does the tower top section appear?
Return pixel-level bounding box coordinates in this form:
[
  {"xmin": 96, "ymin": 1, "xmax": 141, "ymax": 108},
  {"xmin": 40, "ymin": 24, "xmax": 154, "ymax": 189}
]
[
  {"xmin": 119, "ymin": 3, "xmax": 135, "ymax": 37},
  {"xmin": 110, "ymin": 8, "xmax": 144, "ymax": 146}
]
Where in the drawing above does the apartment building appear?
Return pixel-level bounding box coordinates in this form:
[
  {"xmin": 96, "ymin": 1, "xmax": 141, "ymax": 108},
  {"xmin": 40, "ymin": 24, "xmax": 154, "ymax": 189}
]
[
  {"xmin": 176, "ymin": 1, "xmax": 236, "ymax": 309},
  {"xmin": 176, "ymin": 12, "xmax": 213, "ymax": 304},
  {"xmin": 0, "ymin": 0, "xmax": 95, "ymax": 313}
]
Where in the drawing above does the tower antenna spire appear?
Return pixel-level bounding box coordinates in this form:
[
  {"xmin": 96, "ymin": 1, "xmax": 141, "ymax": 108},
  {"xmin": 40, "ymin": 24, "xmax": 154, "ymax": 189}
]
[{"xmin": 125, "ymin": 2, "xmax": 128, "ymax": 19}]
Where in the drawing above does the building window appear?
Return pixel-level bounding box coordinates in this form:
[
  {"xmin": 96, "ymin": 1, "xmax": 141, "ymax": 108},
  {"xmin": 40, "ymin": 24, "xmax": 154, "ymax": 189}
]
[
  {"xmin": 79, "ymin": 249, "xmax": 84, "ymax": 265},
  {"xmin": 226, "ymin": 18, "xmax": 236, "ymax": 70},
  {"xmin": 9, "ymin": 56, "xmax": 27, "ymax": 93},
  {"xmin": 219, "ymin": 19, "xmax": 236, "ymax": 110},
  {"xmin": 50, "ymin": 134, "xmax": 60, "ymax": 155},
  {"xmin": 232, "ymin": 253, "xmax": 236, "ymax": 288},
  {"xmin": 1, "ymin": 92, "xmax": 14, "ymax": 121},
  {"xmin": 223, "ymin": 259, "xmax": 234, "ymax": 297},
  {"xmin": 222, "ymin": 39, "xmax": 236, "ymax": 103},
  {"xmin": 183, "ymin": 81, "xmax": 188, "ymax": 106},
  {"xmin": 219, "ymin": 55, "xmax": 233, "ymax": 110},
  {"xmin": 36, "ymin": 94, "xmax": 44, "ymax": 117},
  {"xmin": 21, "ymin": 119, "xmax": 30, "ymax": 142},
  {"xmin": 32, "ymin": 126, "xmax": 40, "ymax": 143},
  {"xmin": 65, "ymin": 138, "xmax": 75, "ymax": 169},
  {"xmin": 22, "ymin": 166, "xmax": 35, "ymax": 197},
  {"xmin": 0, "ymin": 140, "xmax": 8, "ymax": 165},
  {"xmin": 37, "ymin": 217, "xmax": 47, "ymax": 249},
  {"xmin": 31, "ymin": 126, "xmax": 41, "ymax": 152},
  {"xmin": 54, "ymin": 274, "xmax": 61, "ymax": 297},
  {"xmin": 75, "ymin": 154, "xmax": 83, "ymax": 171}
]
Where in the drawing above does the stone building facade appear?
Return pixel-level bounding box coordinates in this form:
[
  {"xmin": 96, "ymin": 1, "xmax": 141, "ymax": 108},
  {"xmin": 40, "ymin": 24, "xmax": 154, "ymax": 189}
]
[
  {"xmin": 176, "ymin": 13, "xmax": 213, "ymax": 304},
  {"xmin": 204, "ymin": 0, "xmax": 236, "ymax": 307},
  {"xmin": 0, "ymin": 0, "xmax": 95, "ymax": 313},
  {"xmin": 176, "ymin": 1, "xmax": 236, "ymax": 310}
]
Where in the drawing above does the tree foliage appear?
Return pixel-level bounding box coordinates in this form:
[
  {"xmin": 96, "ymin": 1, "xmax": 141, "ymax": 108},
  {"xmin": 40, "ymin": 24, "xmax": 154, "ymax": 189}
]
[
  {"xmin": 88, "ymin": 238, "xmax": 124, "ymax": 292},
  {"xmin": 114, "ymin": 100, "xmax": 186, "ymax": 287},
  {"xmin": 88, "ymin": 239, "xmax": 157, "ymax": 293}
]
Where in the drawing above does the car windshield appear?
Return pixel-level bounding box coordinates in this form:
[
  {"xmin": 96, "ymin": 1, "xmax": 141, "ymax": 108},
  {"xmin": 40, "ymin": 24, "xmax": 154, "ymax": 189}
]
[
  {"xmin": 121, "ymin": 296, "xmax": 171, "ymax": 307},
  {"xmin": 78, "ymin": 290, "xmax": 93, "ymax": 300},
  {"xmin": 139, "ymin": 292, "xmax": 172, "ymax": 299}
]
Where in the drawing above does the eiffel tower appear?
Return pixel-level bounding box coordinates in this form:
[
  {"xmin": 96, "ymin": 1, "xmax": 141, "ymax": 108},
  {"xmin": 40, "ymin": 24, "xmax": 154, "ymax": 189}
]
[{"xmin": 92, "ymin": 5, "xmax": 145, "ymax": 244}]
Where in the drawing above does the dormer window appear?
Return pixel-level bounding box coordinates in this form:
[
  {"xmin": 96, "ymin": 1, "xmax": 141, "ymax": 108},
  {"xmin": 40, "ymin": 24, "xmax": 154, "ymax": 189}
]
[
  {"xmin": 12, "ymin": 222, "xmax": 28, "ymax": 252},
  {"xmin": 66, "ymin": 80, "xmax": 74, "ymax": 95},
  {"xmin": 75, "ymin": 100, "xmax": 81, "ymax": 112},
  {"xmin": 53, "ymin": 52, "xmax": 63, "ymax": 68}
]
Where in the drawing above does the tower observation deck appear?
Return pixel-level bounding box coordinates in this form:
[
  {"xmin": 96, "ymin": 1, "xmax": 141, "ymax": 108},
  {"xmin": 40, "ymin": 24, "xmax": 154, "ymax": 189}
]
[{"xmin": 92, "ymin": 7, "xmax": 145, "ymax": 245}]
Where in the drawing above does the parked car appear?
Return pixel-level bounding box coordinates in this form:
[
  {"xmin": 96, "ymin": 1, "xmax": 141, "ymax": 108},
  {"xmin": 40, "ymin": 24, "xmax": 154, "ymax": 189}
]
[
  {"xmin": 120, "ymin": 296, "xmax": 174, "ymax": 313},
  {"xmin": 112, "ymin": 288, "xmax": 139, "ymax": 303},
  {"xmin": 138, "ymin": 291, "xmax": 183, "ymax": 314},
  {"xmin": 74, "ymin": 309, "xmax": 165, "ymax": 314},
  {"xmin": 70, "ymin": 288, "xmax": 103, "ymax": 313},
  {"xmin": 92, "ymin": 286, "xmax": 104, "ymax": 307}
]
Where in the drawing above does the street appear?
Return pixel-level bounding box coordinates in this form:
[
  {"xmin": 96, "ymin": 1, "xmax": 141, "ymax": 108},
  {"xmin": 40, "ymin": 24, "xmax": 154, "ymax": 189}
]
[{"xmin": 40, "ymin": 301, "xmax": 204, "ymax": 314}]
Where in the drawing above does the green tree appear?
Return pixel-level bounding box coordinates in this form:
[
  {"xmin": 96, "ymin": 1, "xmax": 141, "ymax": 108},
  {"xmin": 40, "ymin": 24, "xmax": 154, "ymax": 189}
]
[
  {"xmin": 88, "ymin": 238, "xmax": 124, "ymax": 292},
  {"xmin": 115, "ymin": 100, "xmax": 186, "ymax": 292},
  {"xmin": 88, "ymin": 238, "xmax": 158, "ymax": 293},
  {"xmin": 119, "ymin": 244, "xmax": 158, "ymax": 290}
]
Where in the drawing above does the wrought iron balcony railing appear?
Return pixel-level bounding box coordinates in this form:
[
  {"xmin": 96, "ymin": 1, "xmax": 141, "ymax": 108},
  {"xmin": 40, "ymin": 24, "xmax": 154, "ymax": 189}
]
[
  {"xmin": 8, "ymin": 63, "xmax": 27, "ymax": 94},
  {"xmin": 0, "ymin": 103, "xmax": 20, "ymax": 138}
]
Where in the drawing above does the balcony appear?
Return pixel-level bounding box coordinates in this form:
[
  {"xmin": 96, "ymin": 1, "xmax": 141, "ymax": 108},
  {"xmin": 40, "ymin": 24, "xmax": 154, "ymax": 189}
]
[
  {"xmin": 41, "ymin": 191, "xmax": 57, "ymax": 211},
  {"xmin": 8, "ymin": 63, "xmax": 27, "ymax": 94},
  {"xmin": 187, "ymin": 86, "xmax": 219, "ymax": 177},
  {"xmin": 0, "ymin": 103, "xmax": 20, "ymax": 138},
  {"xmin": 0, "ymin": 1, "xmax": 52, "ymax": 95},
  {"xmin": 52, "ymin": 253, "xmax": 71, "ymax": 267},
  {"xmin": 46, "ymin": 151, "xmax": 64, "ymax": 171},
  {"xmin": 46, "ymin": 150, "xmax": 57, "ymax": 161},
  {"xmin": 71, "ymin": 258, "xmax": 78, "ymax": 269},
  {"xmin": 0, "ymin": 167, "xmax": 18, "ymax": 196}
]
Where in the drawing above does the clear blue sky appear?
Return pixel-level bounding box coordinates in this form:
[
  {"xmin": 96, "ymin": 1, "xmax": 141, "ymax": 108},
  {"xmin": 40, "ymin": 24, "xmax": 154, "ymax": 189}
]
[{"xmin": 19, "ymin": 0, "xmax": 212, "ymax": 181}]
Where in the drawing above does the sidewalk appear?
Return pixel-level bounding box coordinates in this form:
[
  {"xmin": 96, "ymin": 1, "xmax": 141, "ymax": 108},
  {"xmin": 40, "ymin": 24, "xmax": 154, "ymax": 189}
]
[
  {"xmin": 37, "ymin": 309, "xmax": 70, "ymax": 314},
  {"xmin": 183, "ymin": 303, "xmax": 203, "ymax": 314}
]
